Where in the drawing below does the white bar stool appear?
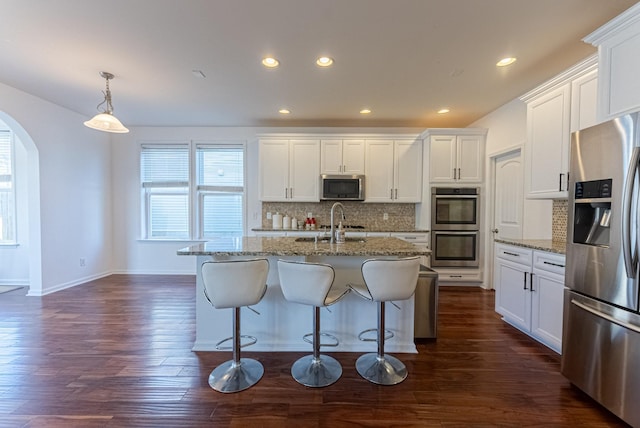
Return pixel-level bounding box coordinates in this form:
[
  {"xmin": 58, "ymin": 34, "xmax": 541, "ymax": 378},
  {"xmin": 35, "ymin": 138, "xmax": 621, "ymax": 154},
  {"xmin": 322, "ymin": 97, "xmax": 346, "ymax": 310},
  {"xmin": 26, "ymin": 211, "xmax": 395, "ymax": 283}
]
[
  {"xmin": 349, "ymin": 257, "xmax": 421, "ymax": 385},
  {"xmin": 201, "ymin": 258, "xmax": 269, "ymax": 393},
  {"xmin": 277, "ymin": 259, "xmax": 350, "ymax": 387}
]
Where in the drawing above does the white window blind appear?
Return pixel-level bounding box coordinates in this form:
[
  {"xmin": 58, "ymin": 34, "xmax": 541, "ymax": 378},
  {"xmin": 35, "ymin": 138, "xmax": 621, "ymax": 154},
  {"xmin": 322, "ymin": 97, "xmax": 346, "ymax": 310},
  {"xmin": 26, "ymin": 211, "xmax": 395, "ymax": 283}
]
[
  {"xmin": 0, "ymin": 130, "xmax": 15, "ymax": 243},
  {"xmin": 196, "ymin": 145, "xmax": 244, "ymax": 238},
  {"xmin": 141, "ymin": 145, "xmax": 190, "ymax": 239}
]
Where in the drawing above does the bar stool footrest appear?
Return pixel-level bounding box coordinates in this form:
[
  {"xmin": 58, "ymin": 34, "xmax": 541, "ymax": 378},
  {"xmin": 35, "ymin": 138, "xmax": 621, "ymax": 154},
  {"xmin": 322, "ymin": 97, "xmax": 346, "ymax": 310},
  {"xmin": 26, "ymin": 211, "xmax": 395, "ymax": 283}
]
[
  {"xmin": 215, "ymin": 335, "xmax": 258, "ymax": 351},
  {"xmin": 303, "ymin": 332, "xmax": 339, "ymax": 347},
  {"xmin": 357, "ymin": 328, "xmax": 394, "ymax": 342}
]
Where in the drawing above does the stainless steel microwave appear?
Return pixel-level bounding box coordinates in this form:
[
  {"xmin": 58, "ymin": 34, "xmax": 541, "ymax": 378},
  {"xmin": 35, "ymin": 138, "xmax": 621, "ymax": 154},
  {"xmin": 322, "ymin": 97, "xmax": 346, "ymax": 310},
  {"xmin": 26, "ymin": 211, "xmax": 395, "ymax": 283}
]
[{"xmin": 320, "ymin": 174, "xmax": 365, "ymax": 201}]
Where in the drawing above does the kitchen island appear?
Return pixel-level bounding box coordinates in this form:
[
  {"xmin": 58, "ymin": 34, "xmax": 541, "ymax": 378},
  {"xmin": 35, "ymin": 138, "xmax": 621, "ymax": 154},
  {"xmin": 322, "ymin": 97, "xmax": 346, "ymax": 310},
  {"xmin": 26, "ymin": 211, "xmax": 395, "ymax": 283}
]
[{"xmin": 178, "ymin": 236, "xmax": 430, "ymax": 353}]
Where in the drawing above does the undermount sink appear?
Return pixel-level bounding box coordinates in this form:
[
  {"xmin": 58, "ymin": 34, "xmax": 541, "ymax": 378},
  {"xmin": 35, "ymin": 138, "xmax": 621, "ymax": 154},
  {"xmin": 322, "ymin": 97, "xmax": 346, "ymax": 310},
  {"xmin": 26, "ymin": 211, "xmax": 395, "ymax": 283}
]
[{"xmin": 294, "ymin": 237, "xmax": 366, "ymax": 243}]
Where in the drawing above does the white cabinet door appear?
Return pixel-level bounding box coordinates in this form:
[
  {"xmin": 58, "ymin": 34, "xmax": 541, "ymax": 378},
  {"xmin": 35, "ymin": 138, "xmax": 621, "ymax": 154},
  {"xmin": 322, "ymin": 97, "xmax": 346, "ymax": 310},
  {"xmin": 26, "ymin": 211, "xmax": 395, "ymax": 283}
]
[
  {"xmin": 530, "ymin": 271, "xmax": 564, "ymax": 353},
  {"xmin": 429, "ymin": 134, "xmax": 484, "ymax": 183},
  {"xmin": 365, "ymin": 139, "xmax": 422, "ymax": 202},
  {"xmin": 394, "ymin": 140, "xmax": 422, "ymax": 202},
  {"xmin": 585, "ymin": 5, "xmax": 640, "ymax": 120},
  {"xmin": 524, "ymin": 83, "xmax": 571, "ymax": 199},
  {"xmin": 259, "ymin": 139, "xmax": 319, "ymax": 202},
  {"xmin": 571, "ymin": 68, "xmax": 599, "ymax": 132},
  {"xmin": 457, "ymin": 135, "xmax": 484, "ymax": 182},
  {"xmin": 320, "ymin": 139, "xmax": 343, "ymax": 174},
  {"xmin": 342, "ymin": 139, "xmax": 365, "ymax": 174},
  {"xmin": 365, "ymin": 140, "xmax": 395, "ymax": 202},
  {"xmin": 259, "ymin": 139, "xmax": 290, "ymax": 201},
  {"xmin": 320, "ymin": 139, "xmax": 365, "ymax": 175},
  {"xmin": 494, "ymin": 257, "xmax": 531, "ymax": 333},
  {"xmin": 289, "ymin": 139, "xmax": 320, "ymax": 201},
  {"xmin": 429, "ymin": 135, "xmax": 457, "ymax": 182}
]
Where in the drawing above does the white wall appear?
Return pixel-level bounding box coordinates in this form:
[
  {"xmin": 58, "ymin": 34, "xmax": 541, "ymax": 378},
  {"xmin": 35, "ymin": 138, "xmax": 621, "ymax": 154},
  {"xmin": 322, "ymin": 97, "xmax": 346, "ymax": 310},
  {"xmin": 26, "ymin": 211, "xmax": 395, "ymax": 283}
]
[
  {"xmin": 0, "ymin": 82, "xmax": 113, "ymax": 295},
  {"xmin": 111, "ymin": 127, "xmax": 422, "ymax": 274},
  {"xmin": 471, "ymin": 98, "xmax": 552, "ymax": 240}
]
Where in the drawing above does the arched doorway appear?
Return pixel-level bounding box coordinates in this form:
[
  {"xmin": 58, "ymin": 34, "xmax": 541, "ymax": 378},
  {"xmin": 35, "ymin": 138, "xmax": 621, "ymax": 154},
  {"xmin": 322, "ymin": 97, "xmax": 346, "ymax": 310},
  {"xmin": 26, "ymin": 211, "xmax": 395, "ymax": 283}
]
[{"xmin": 0, "ymin": 112, "xmax": 42, "ymax": 295}]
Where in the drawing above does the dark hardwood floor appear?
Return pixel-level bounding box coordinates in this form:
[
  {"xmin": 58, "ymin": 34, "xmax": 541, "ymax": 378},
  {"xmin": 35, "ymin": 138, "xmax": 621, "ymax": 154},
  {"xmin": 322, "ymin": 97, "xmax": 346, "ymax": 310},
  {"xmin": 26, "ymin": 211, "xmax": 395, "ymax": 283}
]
[{"xmin": 0, "ymin": 275, "xmax": 629, "ymax": 427}]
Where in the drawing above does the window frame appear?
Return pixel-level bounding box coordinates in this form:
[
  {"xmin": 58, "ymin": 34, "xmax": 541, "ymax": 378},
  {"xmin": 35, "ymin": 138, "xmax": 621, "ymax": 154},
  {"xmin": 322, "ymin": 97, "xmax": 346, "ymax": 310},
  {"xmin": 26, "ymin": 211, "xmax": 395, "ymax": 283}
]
[
  {"xmin": 194, "ymin": 142, "xmax": 247, "ymax": 240},
  {"xmin": 0, "ymin": 129, "xmax": 16, "ymax": 245},
  {"xmin": 139, "ymin": 140, "xmax": 247, "ymax": 241}
]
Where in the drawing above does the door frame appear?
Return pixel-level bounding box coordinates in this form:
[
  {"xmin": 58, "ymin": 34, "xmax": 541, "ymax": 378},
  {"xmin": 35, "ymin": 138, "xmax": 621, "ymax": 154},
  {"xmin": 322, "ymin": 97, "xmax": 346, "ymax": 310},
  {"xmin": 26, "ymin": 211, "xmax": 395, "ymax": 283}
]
[{"xmin": 485, "ymin": 143, "xmax": 524, "ymax": 290}]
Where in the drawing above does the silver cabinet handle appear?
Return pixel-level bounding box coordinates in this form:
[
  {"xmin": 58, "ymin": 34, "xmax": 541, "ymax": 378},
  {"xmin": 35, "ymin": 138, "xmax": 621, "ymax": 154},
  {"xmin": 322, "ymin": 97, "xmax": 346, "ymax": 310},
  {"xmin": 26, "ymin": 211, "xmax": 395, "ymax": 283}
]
[
  {"xmin": 559, "ymin": 173, "xmax": 564, "ymax": 192},
  {"xmin": 504, "ymin": 251, "xmax": 519, "ymax": 257},
  {"xmin": 523, "ymin": 272, "xmax": 527, "ymax": 290},
  {"xmin": 390, "ymin": 189, "xmax": 394, "ymax": 200},
  {"xmin": 458, "ymin": 168, "xmax": 461, "ymax": 180},
  {"xmin": 543, "ymin": 260, "xmax": 565, "ymax": 268},
  {"xmin": 453, "ymin": 168, "xmax": 457, "ymax": 180},
  {"xmin": 394, "ymin": 188, "xmax": 398, "ymax": 199}
]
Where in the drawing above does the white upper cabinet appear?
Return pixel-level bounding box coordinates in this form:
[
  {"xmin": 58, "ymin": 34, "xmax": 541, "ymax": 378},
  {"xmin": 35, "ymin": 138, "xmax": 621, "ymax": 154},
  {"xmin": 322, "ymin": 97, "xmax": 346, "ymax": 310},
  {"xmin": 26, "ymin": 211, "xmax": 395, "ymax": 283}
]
[
  {"xmin": 426, "ymin": 129, "xmax": 486, "ymax": 183},
  {"xmin": 521, "ymin": 56, "xmax": 597, "ymax": 199},
  {"xmin": 570, "ymin": 68, "xmax": 599, "ymax": 132},
  {"xmin": 320, "ymin": 139, "xmax": 365, "ymax": 175},
  {"xmin": 365, "ymin": 139, "xmax": 422, "ymax": 203},
  {"xmin": 259, "ymin": 139, "xmax": 320, "ymax": 202},
  {"xmin": 584, "ymin": 3, "xmax": 640, "ymax": 120}
]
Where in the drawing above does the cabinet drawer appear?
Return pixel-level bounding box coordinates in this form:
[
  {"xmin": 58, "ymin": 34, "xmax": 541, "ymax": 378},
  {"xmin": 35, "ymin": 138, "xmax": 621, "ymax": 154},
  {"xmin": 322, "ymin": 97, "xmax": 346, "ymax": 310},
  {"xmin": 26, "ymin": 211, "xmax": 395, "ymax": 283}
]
[
  {"xmin": 496, "ymin": 243, "xmax": 532, "ymax": 266},
  {"xmin": 392, "ymin": 233, "xmax": 429, "ymax": 243},
  {"xmin": 533, "ymin": 251, "xmax": 566, "ymax": 275},
  {"xmin": 436, "ymin": 270, "xmax": 482, "ymax": 283}
]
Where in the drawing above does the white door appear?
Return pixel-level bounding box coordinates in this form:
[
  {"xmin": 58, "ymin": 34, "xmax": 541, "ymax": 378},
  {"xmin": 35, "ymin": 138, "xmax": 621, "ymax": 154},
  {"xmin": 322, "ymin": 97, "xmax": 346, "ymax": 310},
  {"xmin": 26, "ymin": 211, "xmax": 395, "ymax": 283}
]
[{"xmin": 493, "ymin": 150, "xmax": 523, "ymax": 240}]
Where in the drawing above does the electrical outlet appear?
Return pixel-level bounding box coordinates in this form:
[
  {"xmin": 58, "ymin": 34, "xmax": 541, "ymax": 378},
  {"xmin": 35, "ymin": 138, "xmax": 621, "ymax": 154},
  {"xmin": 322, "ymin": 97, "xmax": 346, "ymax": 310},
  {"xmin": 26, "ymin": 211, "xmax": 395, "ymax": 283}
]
[
  {"xmin": 79, "ymin": 258, "xmax": 86, "ymax": 267},
  {"xmin": 383, "ymin": 213, "xmax": 389, "ymax": 220},
  {"xmin": 266, "ymin": 212, "xmax": 272, "ymax": 220}
]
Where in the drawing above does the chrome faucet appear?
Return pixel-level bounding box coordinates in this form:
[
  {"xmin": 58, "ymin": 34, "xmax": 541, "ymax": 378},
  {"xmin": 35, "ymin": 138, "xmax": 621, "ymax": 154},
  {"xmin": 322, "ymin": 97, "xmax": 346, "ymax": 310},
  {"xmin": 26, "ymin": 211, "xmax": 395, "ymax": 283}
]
[{"xmin": 330, "ymin": 202, "xmax": 346, "ymax": 243}]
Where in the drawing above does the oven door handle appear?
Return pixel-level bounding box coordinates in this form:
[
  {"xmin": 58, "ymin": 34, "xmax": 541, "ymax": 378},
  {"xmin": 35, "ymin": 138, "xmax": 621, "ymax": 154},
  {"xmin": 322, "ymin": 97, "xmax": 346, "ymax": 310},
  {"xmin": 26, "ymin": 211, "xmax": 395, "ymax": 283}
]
[
  {"xmin": 433, "ymin": 195, "xmax": 478, "ymax": 199},
  {"xmin": 433, "ymin": 231, "xmax": 478, "ymax": 235}
]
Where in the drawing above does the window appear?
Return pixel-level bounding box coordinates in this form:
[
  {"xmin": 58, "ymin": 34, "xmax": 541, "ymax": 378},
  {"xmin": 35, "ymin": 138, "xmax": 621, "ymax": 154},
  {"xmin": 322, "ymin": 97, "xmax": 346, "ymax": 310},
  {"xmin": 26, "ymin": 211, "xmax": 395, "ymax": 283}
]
[
  {"xmin": 0, "ymin": 130, "xmax": 16, "ymax": 244},
  {"xmin": 140, "ymin": 142, "xmax": 246, "ymax": 240},
  {"xmin": 140, "ymin": 144, "xmax": 190, "ymax": 239},
  {"xmin": 196, "ymin": 145, "xmax": 245, "ymax": 238}
]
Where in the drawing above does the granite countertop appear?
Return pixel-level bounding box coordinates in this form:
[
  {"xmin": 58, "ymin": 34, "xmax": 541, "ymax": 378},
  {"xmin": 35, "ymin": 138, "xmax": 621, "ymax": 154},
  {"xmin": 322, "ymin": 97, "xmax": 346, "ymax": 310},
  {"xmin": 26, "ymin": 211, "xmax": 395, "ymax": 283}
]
[
  {"xmin": 251, "ymin": 227, "xmax": 430, "ymax": 233},
  {"xmin": 177, "ymin": 236, "xmax": 431, "ymax": 257},
  {"xmin": 494, "ymin": 238, "xmax": 567, "ymax": 255}
]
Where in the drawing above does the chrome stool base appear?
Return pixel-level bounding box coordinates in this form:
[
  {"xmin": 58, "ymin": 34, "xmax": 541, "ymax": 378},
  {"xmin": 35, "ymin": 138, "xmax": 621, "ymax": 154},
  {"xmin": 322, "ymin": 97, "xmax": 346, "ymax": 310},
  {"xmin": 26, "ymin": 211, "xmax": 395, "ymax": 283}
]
[
  {"xmin": 291, "ymin": 354, "xmax": 342, "ymax": 388},
  {"xmin": 355, "ymin": 353, "xmax": 407, "ymax": 385},
  {"xmin": 208, "ymin": 358, "xmax": 264, "ymax": 393}
]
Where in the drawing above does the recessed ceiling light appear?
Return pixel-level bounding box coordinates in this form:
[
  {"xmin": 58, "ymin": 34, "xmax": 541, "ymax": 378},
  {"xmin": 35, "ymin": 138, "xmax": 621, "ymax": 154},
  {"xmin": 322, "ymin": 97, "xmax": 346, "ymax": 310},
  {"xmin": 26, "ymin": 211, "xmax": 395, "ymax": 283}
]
[
  {"xmin": 279, "ymin": 108, "xmax": 290, "ymax": 114},
  {"xmin": 496, "ymin": 57, "xmax": 517, "ymax": 67},
  {"xmin": 437, "ymin": 108, "xmax": 450, "ymax": 114},
  {"xmin": 360, "ymin": 108, "xmax": 371, "ymax": 115},
  {"xmin": 262, "ymin": 57, "xmax": 279, "ymax": 68},
  {"xmin": 316, "ymin": 56, "xmax": 334, "ymax": 67}
]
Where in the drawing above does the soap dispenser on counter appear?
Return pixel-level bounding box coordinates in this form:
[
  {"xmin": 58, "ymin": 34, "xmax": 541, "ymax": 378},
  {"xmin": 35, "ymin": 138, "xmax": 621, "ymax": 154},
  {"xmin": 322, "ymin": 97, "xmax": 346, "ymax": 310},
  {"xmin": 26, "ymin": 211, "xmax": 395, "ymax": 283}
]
[{"xmin": 336, "ymin": 221, "xmax": 345, "ymax": 244}]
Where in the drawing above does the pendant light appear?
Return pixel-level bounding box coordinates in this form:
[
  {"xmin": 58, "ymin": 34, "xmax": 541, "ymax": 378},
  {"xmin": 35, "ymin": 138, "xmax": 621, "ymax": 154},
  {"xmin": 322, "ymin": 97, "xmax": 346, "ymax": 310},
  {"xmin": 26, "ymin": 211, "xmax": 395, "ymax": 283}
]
[{"xmin": 84, "ymin": 71, "xmax": 129, "ymax": 133}]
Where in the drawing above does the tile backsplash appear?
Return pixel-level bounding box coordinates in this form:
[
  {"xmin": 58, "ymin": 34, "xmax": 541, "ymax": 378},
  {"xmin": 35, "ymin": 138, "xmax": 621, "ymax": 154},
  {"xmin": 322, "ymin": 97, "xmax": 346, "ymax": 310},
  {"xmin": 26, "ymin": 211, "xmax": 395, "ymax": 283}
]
[
  {"xmin": 261, "ymin": 201, "xmax": 416, "ymax": 230},
  {"xmin": 552, "ymin": 199, "xmax": 568, "ymax": 242}
]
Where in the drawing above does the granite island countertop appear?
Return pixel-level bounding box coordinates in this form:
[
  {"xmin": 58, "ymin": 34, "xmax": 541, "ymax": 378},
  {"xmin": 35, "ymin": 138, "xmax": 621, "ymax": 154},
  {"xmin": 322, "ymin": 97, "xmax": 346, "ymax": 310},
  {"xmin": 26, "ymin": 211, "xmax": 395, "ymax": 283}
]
[
  {"xmin": 178, "ymin": 236, "xmax": 431, "ymax": 257},
  {"xmin": 494, "ymin": 238, "xmax": 567, "ymax": 255},
  {"xmin": 251, "ymin": 227, "xmax": 430, "ymax": 233}
]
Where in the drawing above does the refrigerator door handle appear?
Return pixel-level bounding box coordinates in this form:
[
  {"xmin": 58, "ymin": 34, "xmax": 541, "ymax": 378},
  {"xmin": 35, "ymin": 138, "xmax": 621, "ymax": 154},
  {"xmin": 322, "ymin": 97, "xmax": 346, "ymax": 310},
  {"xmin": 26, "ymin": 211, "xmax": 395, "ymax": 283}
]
[
  {"xmin": 622, "ymin": 146, "xmax": 640, "ymax": 278},
  {"xmin": 571, "ymin": 299, "xmax": 640, "ymax": 334}
]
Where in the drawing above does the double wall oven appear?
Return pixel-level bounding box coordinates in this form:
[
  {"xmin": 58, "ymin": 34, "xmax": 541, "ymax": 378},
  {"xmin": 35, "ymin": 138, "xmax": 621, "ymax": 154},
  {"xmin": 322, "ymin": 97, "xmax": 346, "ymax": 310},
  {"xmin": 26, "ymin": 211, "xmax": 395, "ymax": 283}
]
[{"xmin": 431, "ymin": 187, "xmax": 480, "ymax": 268}]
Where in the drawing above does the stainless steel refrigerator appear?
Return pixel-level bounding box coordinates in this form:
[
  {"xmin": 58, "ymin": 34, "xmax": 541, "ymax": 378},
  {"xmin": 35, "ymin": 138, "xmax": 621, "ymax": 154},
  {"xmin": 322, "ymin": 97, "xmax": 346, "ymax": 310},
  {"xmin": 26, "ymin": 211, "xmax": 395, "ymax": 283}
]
[{"xmin": 563, "ymin": 112, "xmax": 640, "ymax": 428}]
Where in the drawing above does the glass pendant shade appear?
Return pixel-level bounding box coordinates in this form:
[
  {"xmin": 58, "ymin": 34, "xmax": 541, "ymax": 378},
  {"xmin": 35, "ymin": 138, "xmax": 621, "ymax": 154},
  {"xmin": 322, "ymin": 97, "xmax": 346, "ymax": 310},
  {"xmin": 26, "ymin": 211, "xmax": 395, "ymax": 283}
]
[
  {"xmin": 84, "ymin": 71, "xmax": 129, "ymax": 133},
  {"xmin": 84, "ymin": 113, "xmax": 129, "ymax": 133}
]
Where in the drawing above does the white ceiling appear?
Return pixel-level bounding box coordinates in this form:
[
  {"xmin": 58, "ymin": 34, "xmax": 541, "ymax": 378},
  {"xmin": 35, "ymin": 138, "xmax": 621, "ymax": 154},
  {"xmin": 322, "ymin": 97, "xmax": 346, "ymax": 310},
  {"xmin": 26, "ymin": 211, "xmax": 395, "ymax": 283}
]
[{"xmin": 1, "ymin": 0, "xmax": 637, "ymax": 128}]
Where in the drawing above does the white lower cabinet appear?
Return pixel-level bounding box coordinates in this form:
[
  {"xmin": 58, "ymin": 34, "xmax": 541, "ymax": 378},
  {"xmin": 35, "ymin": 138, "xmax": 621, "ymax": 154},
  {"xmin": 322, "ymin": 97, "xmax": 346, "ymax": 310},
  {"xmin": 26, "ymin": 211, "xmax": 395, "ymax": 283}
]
[{"xmin": 494, "ymin": 243, "xmax": 566, "ymax": 353}]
